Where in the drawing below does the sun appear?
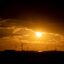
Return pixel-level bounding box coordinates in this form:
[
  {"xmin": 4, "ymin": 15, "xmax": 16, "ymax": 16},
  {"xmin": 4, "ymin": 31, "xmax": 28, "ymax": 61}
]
[{"xmin": 36, "ymin": 32, "xmax": 42, "ymax": 37}]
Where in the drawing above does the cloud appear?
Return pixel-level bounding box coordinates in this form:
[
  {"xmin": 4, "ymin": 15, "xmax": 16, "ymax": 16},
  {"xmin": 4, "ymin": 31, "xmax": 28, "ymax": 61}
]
[
  {"xmin": 0, "ymin": 19, "xmax": 64, "ymax": 51},
  {"xmin": 0, "ymin": 19, "xmax": 8, "ymax": 23},
  {"xmin": 0, "ymin": 19, "xmax": 64, "ymax": 43},
  {"xmin": 1, "ymin": 26, "xmax": 64, "ymax": 44}
]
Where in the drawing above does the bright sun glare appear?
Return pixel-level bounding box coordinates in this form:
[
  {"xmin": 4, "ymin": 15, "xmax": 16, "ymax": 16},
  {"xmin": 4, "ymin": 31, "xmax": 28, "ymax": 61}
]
[{"xmin": 36, "ymin": 32, "xmax": 42, "ymax": 37}]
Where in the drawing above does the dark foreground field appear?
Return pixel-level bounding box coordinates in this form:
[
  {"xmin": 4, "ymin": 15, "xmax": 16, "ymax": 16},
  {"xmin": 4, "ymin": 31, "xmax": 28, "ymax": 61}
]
[{"xmin": 0, "ymin": 50, "xmax": 64, "ymax": 63}]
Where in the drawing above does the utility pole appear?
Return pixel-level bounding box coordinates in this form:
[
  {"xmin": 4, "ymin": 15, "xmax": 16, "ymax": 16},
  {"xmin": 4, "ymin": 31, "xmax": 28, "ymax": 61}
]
[
  {"xmin": 21, "ymin": 42, "xmax": 23, "ymax": 51},
  {"xmin": 18, "ymin": 37, "xmax": 24, "ymax": 51}
]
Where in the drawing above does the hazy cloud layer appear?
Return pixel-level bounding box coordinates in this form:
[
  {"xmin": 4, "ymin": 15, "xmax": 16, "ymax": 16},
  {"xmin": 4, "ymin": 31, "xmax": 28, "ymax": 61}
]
[{"xmin": 0, "ymin": 19, "xmax": 64, "ymax": 51}]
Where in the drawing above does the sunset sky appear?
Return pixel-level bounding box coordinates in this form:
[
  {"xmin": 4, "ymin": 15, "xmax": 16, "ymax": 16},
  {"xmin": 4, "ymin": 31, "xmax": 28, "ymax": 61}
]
[{"xmin": 0, "ymin": 1, "xmax": 64, "ymax": 51}]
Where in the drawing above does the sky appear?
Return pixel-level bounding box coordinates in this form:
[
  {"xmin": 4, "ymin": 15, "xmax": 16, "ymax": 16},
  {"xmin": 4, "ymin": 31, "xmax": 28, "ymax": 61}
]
[
  {"xmin": 0, "ymin": 1, "xmax": 64, "ymax": 51},
  {"xmin": 0, "ymin": 1, "xmax": 64, "ymax": 34}
]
